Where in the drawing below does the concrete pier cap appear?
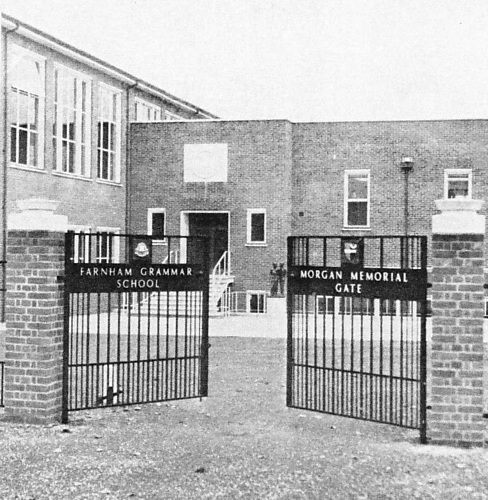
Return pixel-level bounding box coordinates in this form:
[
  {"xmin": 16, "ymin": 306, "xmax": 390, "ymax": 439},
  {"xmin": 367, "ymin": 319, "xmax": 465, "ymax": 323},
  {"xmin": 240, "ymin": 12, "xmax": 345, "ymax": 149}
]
[
  {"xmin": 8, "ymin": 198, "xmax": 68, "ymax": 232},
  {"xmin": 432, "ymin": 198, "xmax": 485, "ymax": 235}
]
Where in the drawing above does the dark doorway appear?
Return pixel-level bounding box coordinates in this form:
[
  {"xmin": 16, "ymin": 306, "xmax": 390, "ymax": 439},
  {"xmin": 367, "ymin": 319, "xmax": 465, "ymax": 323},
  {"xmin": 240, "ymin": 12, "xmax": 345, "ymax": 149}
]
[{"xmin": 187, "ymin": 212, "xmax": 229, "ymax": 271}]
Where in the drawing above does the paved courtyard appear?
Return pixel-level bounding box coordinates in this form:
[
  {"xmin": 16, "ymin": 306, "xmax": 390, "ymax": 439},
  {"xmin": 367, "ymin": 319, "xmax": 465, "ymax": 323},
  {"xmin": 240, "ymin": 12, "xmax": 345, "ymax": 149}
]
[{"xmin": 1, "ymin": 329, "xmax": 488, "ymax": 499}]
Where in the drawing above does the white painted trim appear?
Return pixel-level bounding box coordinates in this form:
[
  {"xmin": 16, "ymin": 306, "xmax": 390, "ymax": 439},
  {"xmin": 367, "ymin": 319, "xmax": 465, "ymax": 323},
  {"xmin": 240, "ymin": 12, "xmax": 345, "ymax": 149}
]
[
  {"xmin": 134, "ymin": 97, "xmax": 162, "ymax": 122},
  {"xmin": 2, "ymin": 16, "xmax": 216, "ymax": 119},
  {"xmin": 147, "ymin": 208, "xmax": 166, "ymax": 243},
  {"xmin": 444, "ymin": 168, "xmax": 472, "ymax": 199},
  {"xmin": 8, "ymin": 42, "xmax": 46, "ymax": 170},
  {"xmin": 53, "ymin": 63, "xmax": 92, "ymax": 178},
  {"xmin": 94, "ymin": 227, "xmax": 121, "ymax": 263},
  {"xmin": 344, "ymin": 170, "xmax": 370, "ymax": 229},
  {"xmin": 246, "ymin": 208, "xmax": 267, "ymax": 244},
  {"xmin": 246, "ymin": 290, "xmax": 267, "ymax": 314},
  {"xmin": 179, "ymin": 210, "xmax": 231, "ymax": 266},
  {"xmin": 97, "ymin": 84, "xmax": 122, "ymax": 183}
]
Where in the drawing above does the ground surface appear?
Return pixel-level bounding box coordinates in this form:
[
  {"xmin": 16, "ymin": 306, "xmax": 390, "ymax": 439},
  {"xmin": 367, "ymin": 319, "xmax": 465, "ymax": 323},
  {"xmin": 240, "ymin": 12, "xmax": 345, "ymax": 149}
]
[{"xmin": 1, "ymin": 336, "xmax": 488, "ymax": 499}]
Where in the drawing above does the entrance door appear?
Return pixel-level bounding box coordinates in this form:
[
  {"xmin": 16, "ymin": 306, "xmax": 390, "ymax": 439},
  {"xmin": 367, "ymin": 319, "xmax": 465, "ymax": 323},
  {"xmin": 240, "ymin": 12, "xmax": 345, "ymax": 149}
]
[{"xmin": 187, "ymin": 213, "xmax": 228, "ymax": 271}]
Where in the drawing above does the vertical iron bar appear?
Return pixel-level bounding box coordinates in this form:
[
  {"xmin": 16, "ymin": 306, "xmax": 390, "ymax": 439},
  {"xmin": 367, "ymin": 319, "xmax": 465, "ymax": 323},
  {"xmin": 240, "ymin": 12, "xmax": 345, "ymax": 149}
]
[
  {"xmin": 286, "ymin": 237, "xmax": 294, "ymax": 407},
  {"xmin": 419, "ymin": 236, "xmax": 428, "ymax": 444},
  {"xmin": 200, "ymin": 236, "xmax": 210, "ymax": 398}
]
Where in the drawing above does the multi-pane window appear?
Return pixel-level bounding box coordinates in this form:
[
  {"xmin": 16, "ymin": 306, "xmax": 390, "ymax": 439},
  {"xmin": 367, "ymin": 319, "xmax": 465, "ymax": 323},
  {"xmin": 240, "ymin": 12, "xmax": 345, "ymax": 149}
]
[
  {"xmin": 147, "ymin": 209, "xmax": 166, "ymax": 240},
  {"xmin": 97, "ymin": 85, "xmax": 121, "ymax": 182},
  {"xmin": 95, "ymin": 230, "xmax": 120, "ymax": 263},
  {"xmin": 248, "ymin": 292, "xmax": 267, "ymax": 313},
  {"xmin": 345, "ymin": 170, "xmax": 370, "ymax": 227},
  {"xmin": 134, "ymin": 99, "xmax": 162, "ymax": 122},
  {"xmin": 53, "ymin": 67, "xmax": 91, "ymax": 176},
  {"xmin": 68, "ymin": 226, "xmax": 91, "ymax": 263},
  {"xmin": 165, "ymin": 110, "xmax": 183, "ymax": 121},
  {"xmin": 9, "ymin": 45, "xmax": 45, "ymax": 169},
  {"xmin": 247, "ymin": 209, "xmax": 266, "ymax": 244},
  {"xmin": 380, "ymin": 299, "xmax": 397, "ymax": 316},
  {"xmin": 317, "ymin": 296, "xmax": 335, "ymax": 314},
  {"xmin": 445, "ymin": 169, "xmax": 471, "ymax": 199},
  {"xmin": 339, "ymin": 297, "xmax": 375, "ymax": 315}
]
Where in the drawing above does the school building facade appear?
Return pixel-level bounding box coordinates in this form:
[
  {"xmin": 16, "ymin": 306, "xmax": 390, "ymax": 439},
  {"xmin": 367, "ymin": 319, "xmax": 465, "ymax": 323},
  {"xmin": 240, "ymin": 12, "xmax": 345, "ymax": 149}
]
[
  {"xmin": 0, "ymin": 12, "xmax": 216, "ymax": 320},
  {"xmin": 129, "ymin": 118, "xmax": 488, "ymax": 314}
]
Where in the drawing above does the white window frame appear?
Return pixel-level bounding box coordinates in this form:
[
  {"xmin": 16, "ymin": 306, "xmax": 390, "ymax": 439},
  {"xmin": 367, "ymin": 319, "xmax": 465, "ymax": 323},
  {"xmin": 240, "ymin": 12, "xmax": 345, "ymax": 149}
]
[
  {"xmin": 8, "ymin": 44, "xmax": 46, "ymax": 170},
  {"xmin": 147, "ymin": 208, "xmax": 167, "ymax": 244},
  {"xmin": 134, "ymin": 98, "xmax": 162, "ymax": 122},
  {"xmin": 97, "ymin": 83, "xmax": 122, "ymax": 183},
  {"xmin": 53, "ymin": 64, "xmax": 92, "ymax": 178},
  {"xmin": 344, "ymin": 170, "xmax": 370, "ymax": 229},
  {"xmin": 246, "ymin": 208, "xmax": 267, "ymax": 245},
  {"xmin": 444, "ymin": 169, "xmax": 472, "ymax": 200},
  {"xmin": 68, "ymin": 225, "xmax": 91, "ymax": 263},
  {"xmin": 165, "ymin": 110, "xmax": 183, "ymax": 121},
  {"xmin": 95, "ymin": 227, "xmax": 120, "ymax": 263},
  {"xmin": 246, "ymin": 290, "xmax": 267, "ymax": 314}
]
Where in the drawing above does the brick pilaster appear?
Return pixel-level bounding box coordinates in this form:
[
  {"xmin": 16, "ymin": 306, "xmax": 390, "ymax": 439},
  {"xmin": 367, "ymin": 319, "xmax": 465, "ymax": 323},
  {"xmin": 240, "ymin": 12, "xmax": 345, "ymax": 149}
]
[
  {"xmin": 4, "ymin": 230, "xmax": 65, "ymax": 423},
  {"xmin": 430, "ymin": 234, "xmax": 486, "ymax": 446}
]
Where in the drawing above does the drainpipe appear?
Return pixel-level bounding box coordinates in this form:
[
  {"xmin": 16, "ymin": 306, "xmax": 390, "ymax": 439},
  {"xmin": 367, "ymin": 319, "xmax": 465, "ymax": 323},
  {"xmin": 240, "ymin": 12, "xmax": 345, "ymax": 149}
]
[
  {"xmin": 2, "ymin": 21, "xmax": 19, "ymax": 323},
  {"xmin": 125, "ymin": 81, "xmax": 138, "ymax": 238}
]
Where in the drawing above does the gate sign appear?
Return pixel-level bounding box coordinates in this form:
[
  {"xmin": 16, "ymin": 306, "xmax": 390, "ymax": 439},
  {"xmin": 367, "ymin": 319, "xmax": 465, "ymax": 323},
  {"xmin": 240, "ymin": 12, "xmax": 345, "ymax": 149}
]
[
  {"xmin": 289, "ymin": 266, "xmax": 427, "ymax": 300},
  {"xmin": 65, "ymin": 264, "xmax": 206, "ymax": 293}
]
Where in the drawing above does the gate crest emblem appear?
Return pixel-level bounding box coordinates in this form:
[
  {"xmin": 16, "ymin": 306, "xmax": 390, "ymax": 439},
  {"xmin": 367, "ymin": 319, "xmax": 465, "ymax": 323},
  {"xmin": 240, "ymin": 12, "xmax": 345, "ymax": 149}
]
[{"xmin": 341, "ymin": 237, "xmax": 364, "ymax": 267}]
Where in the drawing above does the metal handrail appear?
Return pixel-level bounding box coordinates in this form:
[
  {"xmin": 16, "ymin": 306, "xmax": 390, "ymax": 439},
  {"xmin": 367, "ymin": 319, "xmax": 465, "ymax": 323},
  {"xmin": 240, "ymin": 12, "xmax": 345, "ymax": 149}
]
[{"xmin": 212, "ymin": 250, "xmax": 229, "ymax": 276}]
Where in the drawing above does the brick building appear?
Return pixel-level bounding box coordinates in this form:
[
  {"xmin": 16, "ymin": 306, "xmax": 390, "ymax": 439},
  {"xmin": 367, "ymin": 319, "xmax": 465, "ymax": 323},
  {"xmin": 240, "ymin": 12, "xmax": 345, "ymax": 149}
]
[
  {"xmin": 0, "ymin": 13, "xmax": 216, "ymax": 320},
  {"xmin": 129, "ymin": 119, "xmax": 488, "ymax": 313}
]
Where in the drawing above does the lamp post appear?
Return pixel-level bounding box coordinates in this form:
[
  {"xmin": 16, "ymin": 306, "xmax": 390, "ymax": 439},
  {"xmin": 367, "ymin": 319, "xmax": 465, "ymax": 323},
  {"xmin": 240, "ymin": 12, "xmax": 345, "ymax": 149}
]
[{"xmin": 401, "ymin": 157, "xmax": 414, "ymax": 236}]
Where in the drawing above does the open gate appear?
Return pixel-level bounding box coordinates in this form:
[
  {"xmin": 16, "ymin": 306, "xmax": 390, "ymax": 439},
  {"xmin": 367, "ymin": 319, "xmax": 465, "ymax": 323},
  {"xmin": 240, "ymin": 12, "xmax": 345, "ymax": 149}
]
[
  {"xmin": 62, "ymin": 232, "xmax": 209, "ymax": 423},
  {"xmin": 287, "ymin": 236, "xmax": 428, "ymax": 443}
]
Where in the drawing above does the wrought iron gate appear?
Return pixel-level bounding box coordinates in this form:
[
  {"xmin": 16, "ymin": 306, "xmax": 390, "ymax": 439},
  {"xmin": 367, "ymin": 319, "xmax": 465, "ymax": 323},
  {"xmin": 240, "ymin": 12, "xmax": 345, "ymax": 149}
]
[
  {"xmin": 62, "ymin": 232, "xmax": 209, "ymax": 423},
  {"xmin": 287, "ymin": 236, "xmax": 428, "ymax": 443}
]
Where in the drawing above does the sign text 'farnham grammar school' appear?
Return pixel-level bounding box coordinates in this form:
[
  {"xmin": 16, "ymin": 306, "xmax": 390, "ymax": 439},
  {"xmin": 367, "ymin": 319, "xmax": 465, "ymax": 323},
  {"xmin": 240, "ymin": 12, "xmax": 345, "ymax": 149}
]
[{"xmin": 65, "ymin": 264, "xmax": 204, "ymax": 293}]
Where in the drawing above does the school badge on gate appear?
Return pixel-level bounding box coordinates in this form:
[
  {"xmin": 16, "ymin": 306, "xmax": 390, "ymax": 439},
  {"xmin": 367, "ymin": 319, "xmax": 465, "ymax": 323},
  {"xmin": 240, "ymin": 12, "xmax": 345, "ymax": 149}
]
[
  {"xmin": 130, "ymin": 237, "xmax": 153, "ymax": 264},
  {"xmin": 341, "ymin": 237, "xmax": 364, "ymax": 267}
]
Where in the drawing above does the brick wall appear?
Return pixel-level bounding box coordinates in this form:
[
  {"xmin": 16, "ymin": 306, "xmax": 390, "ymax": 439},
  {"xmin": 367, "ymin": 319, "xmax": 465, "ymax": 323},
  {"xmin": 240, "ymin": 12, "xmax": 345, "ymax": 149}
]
[
  {"xmin": 4, "ymin": 230, "xmax": 64, "ymax": 423},
  {"xmin": 130, "ymin": 120, "xmax": 293, "ymax": 293},
  {"xmin": 292, "ymin": 120, "xmax": 488, "ymax": 243},
  {"xmin": 430, "ymin": 234, "xmax": 485, "ymax": 446}
]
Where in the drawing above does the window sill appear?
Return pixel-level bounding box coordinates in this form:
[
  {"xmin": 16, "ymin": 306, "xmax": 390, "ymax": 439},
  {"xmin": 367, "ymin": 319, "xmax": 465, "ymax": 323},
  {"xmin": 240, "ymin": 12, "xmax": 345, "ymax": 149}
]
[
  {"xmin": 52, "ymin": 171, "xmax": 93, "ymax": 182},
  {"xmin": 342, "ymin": 227, "xmax": 371, "ymax": 231},
  {"xmin": 9, "ymin": 163, "xmax": 46, "ymax": 173},
  {"xmin": 245, "ymin": 242, "xmax": 268, "ymax": 247},
  {"xmin": 96, "ymin": 178, "xmax": 123, "ymax": 187}
]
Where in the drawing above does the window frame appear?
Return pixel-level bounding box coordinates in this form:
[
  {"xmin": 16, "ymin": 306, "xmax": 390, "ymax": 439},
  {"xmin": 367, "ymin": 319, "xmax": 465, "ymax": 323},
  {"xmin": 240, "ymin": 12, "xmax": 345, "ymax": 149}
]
[
  {"xmin": 53, "ymin": 64, "xmax": 92, "ymax": 178},
  {"xmin": 165, "ymin": 110, "xmax": 183, "ymax": 121},
  {"xmin": 147, "ymin": 208, "xmax": 167, "ymax": 244},
  {"xmin": 246, "ymin": 208, "xmax": 267, "ymax": 245},
  {"xmin": 8, "ymin": 44, "xmax": 46, "ymax": 170},
  {"xmin": 94, "ymin": 227, "xmax": 121, "ymax": 264},
  {"xmin": 134, "ymin": 98, "xmax": 162, "ymax": 122},
  {"xmin": 246, "ymin": 290, "xmax": 267, "ymax": 314},
  {"xmin": 444, "ymin": 169, "xmax": 472, "ymax": 200},
  {"xmin": 344, "ymin": 170, "xmax": 371, "ymax": 229},
  {"xmin": 97, "ymin": 83, "xmax": 122, "ymax": 183},
  {"xmin": 68, "ymin": 225, "xmax": 92, "ymax": 263}
]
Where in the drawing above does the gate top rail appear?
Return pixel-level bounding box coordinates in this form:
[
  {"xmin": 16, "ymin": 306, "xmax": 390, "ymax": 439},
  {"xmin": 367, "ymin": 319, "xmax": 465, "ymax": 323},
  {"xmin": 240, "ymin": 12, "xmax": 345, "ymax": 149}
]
[{"xmin": 288, "ymin": 235, "xmax": 427, "ymax": 270}]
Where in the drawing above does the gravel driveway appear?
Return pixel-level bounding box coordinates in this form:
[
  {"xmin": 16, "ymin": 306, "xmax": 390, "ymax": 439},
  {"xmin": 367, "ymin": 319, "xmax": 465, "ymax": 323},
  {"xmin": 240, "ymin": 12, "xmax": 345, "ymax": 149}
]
[{"xmin": 1, "ymin": 336, "xmax": 487, "ymax": 499}]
